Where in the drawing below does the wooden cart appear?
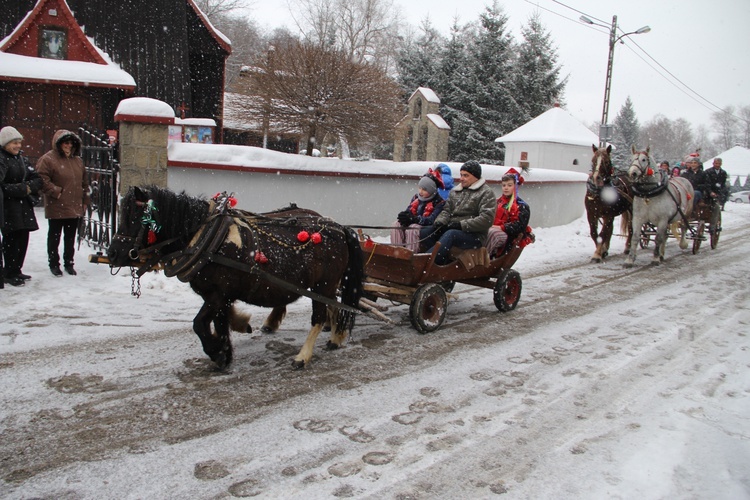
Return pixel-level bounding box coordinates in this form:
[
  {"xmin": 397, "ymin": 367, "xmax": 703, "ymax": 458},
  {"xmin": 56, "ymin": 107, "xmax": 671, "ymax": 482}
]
[
  {"xmin": 638, "ymin": 200, "xmax": 721, "ymax": 254},
  {"xmin": 358, "ymin": 234, "xmax": 527, "ymax": 333}
]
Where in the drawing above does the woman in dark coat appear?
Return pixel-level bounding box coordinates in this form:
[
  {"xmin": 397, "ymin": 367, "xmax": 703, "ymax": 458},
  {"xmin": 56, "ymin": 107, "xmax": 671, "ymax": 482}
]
[
  {"xmin": 36, "ymin": 129, "xmax": 89, "ymax": 276},
  {"xmin": 0, "ymin": 126, "xmax": 42, "ymax": 287}
]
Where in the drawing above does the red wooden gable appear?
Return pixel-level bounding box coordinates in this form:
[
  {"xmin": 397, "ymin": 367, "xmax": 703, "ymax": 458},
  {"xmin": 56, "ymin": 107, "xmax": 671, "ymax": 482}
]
[{"xmin": 0, "ymin": 0, "xmax": 107, "ymax": 64}]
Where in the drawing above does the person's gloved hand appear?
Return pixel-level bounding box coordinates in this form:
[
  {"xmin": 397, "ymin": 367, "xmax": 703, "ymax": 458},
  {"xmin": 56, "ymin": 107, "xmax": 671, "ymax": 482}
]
[
  {"xmin": 397, "ymin": 211, "xmax": 417, "ymax": 226},
  {"xmin": 447, "ymin": 221, "xmax": 462, "ymax": 231}
]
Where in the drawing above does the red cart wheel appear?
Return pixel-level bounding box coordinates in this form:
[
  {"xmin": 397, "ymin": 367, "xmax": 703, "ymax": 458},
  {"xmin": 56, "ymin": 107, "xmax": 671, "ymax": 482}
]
[
  {"xmin": 692, "ymin": 222, "xmax": 704, "ymax": 254},
  {"xmin": 409, "ymin": 283, "xmax": 448, "ymax": 334},
  {"xmin": 710, "ymin": 212, "xmax": 721, "ymax": 249},
  {"xmin": 494, "ymin": 269, "xmax": 522, "ymax": 312}
]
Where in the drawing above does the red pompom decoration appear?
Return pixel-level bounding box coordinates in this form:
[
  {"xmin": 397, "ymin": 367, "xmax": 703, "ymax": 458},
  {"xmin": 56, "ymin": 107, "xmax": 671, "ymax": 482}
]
[
  {"xmin": 646, "ymin": 167, "xmax": 654, "ymax": 176},
  {"xmin": 364, "ymin": 237, "xmax": 374, "ymax": 249},
  {"xmin": 147, "ymin": 230, "xmax": 157, "ymax": 245},
  {"xmin": 297, "ymin": 231, "xmax": 310, "ymax": 242},
  {"xmin": 212, "ymin": 192, "xmax": 222, "ymax": 200},
  {"xmin": 227, "ymin": 197, "xmax": 237, "ymax": 207},
  {"xmin": 254, "ymin": 251, "xmax": 268, "ymax": 264},
  {"xmin": 311, "ymin": 232, "xmax": 322, "ymax": 244}
]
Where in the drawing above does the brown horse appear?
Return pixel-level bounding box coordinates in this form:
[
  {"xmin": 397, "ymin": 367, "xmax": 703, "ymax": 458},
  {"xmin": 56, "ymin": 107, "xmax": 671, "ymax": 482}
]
[
  {"xmin": 106, "ymin": 186, "xmax": 364, "ymax": 370},
  {"xmin": 584, "ymin": 144, "xmax": 634, "ymax": 262}
]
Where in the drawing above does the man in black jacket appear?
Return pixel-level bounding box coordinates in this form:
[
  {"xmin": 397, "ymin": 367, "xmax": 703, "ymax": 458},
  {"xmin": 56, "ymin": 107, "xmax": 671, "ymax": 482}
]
[
  {"xmin": 680, "ymin": 157, "xmax": 708, "ymax": 205},
  {"xmin": 704, "ymin": 158, "xmax": 729, "ymax": 209}
]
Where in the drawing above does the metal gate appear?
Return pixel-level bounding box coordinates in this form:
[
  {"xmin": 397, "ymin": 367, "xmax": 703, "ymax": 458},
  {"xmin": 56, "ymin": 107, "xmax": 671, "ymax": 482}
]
[{"xmin": 78, "ymin": 127, "xmax": 119, "ymax": 251}]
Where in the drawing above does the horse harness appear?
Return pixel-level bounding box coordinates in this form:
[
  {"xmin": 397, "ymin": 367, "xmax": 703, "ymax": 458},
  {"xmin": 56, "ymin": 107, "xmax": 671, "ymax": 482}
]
[
  {"xmin": 586, "ymin": 175, "xmax": 633, "ymax": 204},
  {"xmin": 631, "ymin": 168, "xmax": 696, "ymax": 236},
  {"xmin": 129, "ymin": 195, "xmax": 362, "ymax": 315}
]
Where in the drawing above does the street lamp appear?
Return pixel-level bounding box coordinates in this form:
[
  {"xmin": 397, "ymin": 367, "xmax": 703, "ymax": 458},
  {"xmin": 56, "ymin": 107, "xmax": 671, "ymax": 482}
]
[{"xmin": 580, "ymin": 15, "xmax": 651, "ymax": 146}]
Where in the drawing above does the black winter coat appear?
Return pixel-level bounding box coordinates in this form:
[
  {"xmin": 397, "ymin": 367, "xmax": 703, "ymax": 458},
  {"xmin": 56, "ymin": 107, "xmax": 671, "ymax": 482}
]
[
  {"xmin": 0, "ymin": 149, "xmax": 41, "ymax": 232},
  {"xmin": 704, "ymin": 167, "xmax": 729, "ymax": 199},
  {"xmin": 680, "ymin": 169, "xmax": 709, "ymax": 195}
]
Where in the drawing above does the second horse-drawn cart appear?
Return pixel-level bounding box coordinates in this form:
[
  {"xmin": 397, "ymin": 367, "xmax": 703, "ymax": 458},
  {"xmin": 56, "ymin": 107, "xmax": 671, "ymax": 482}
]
[{"xmin": 639, "ymin": 199, "xmax": 721, "ymax": 254}]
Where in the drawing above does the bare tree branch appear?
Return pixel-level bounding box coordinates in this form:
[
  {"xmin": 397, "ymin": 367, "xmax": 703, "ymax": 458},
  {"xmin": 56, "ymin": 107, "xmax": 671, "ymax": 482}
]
[{"xmin": 236, "ymin": 40, "xmax": 402, "ymax": 155}]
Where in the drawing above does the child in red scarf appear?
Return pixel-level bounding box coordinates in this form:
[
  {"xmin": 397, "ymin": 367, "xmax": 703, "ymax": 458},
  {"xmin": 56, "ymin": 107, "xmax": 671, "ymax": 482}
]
[
  {"xmin": 390, "ymin": 170, "xmax": 445, "ymax": 252},
  {"xmin": 486, "ymin": 170, "xmax": 531, "ymax": 258}
]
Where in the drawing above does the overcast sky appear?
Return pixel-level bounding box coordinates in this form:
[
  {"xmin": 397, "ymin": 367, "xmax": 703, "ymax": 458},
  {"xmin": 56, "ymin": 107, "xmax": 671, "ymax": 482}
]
[{"xmin": 245, "ymin": 0, "xmax": 749, "ymax": 135}]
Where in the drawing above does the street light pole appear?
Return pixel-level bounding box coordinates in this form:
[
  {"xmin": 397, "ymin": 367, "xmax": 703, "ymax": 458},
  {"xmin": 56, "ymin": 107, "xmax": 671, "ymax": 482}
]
[
  {"xmin": 600, "ymin": 15, "xmax": 618, "ymax": 147},
  {"xmin": 580, "ymin": 15, "xmax": 651, "ymax": 147}
]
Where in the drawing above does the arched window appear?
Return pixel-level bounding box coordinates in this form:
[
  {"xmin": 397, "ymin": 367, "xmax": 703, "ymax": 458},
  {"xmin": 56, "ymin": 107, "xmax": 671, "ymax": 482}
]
[{"xmin": 413, "ymin": 98, "xmax": 422, "ymax": 120}]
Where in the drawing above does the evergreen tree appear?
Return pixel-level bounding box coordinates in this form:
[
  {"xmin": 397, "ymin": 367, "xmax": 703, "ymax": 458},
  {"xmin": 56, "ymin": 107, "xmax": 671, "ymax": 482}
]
[
  {"xmin": 395, "ymin": 19, "xmax": 444, "ymax": 95},
  {"xmin": 434, "ymin": 21, "xmax": 475, "ymax": 162},
  {"xmin": 455, "ymin": 2, "xmax": 520, "ymax": 163},
  {"xmin": 611, "ymin": 97, "xmax": 640, "ymax": 169},
  {"xmin": 514, "ymin": 13, "xmax": 567, "ymax": 120}
]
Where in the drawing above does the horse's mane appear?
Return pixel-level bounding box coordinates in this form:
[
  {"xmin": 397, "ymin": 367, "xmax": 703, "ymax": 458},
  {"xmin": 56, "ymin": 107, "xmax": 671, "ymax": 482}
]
[{"xmin": 122, "ymin": 185, "xmax": 209, "ymax": 239}]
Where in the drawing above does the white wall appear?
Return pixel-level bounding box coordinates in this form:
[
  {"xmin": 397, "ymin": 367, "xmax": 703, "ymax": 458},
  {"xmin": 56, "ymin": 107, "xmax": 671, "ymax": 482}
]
[
  {"xmin": 504, "ymin": 141, "xmax": 594, "ymax": 175},
  {"xmin": 166, "ymin": 144, "xmax": 587, "ymax": 231}
]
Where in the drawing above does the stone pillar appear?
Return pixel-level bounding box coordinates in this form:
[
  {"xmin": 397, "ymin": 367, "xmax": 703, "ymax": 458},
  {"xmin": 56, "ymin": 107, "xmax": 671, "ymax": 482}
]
[{"xmin": 114, "ymin": 98, "xmax": 175, "ymax": 194}]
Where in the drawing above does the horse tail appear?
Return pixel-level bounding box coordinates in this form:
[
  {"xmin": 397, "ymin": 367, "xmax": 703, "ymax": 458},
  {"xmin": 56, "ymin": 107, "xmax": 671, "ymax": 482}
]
[
  {"xmin": 336, "ymin": 227, "xmax": 365, "ymax": 334},
  {"xmin": 620, "ymin": 209, "xmax": 632, "ymax": 238}
]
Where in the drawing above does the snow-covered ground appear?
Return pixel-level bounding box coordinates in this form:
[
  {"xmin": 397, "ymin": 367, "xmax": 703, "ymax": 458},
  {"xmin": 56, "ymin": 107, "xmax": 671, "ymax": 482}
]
[{"xmin": 1, "ymin": 203, "xmax": 749, "ymax": 499}]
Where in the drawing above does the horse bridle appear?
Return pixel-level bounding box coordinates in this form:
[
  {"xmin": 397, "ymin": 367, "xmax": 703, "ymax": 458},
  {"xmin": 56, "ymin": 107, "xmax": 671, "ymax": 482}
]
[
  {"xmin": 114, "ymin": 199, "xmax": 179, "ymax": 263},
  {"xmin": 628, "ymin": 151, "xmax": 653, "ymax": 180}
]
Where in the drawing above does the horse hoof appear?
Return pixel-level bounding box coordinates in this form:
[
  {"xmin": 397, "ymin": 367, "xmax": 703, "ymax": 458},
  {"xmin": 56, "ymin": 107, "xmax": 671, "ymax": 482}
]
[
  {"xmin": 590, "ymin": 257, "xmax": 602, "ymax": 263},
  {"xmin": 260, "ymin": 326, "xmax": 275, "ymax": 334},
  {"xmin": 650, "ymin": 261, "xmax": 660, "ymax": 266},
  {"xmin": 291, "ymin": 359, "xmax": 306, "ymax": 370},
  {"xmin": 325, "ymin": 341, "xmax": 340, "ymax": 351},
  {"xmin": 623, "ymin": 262, "xmax": 634, "ymax": 269},
  {"xmin": 246, "ymin": 325, "xmax": 253, "ymax": 334},
  {"xmin": 211, "ymin": 353, "xmax": 230, "ymax": 370}
]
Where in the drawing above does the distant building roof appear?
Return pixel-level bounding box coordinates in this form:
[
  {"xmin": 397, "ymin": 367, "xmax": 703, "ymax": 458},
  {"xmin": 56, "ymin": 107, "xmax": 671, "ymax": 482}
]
[
  {"xmin": 495, "ymin": 106, "xmax": 598, "ymax": 147},
  {"xmin": 427, "ymin": 114, "xmax": 450, "ymax": 130},
  {"xmin": 411, "ymin": 87, "xmax": 440, "ymax": 104}
]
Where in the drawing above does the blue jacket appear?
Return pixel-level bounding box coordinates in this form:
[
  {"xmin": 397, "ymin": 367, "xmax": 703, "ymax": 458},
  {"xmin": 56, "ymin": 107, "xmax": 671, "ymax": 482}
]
[{"xmin": 437, "ymin": 164, "xmax": 454, "ymax": 200}]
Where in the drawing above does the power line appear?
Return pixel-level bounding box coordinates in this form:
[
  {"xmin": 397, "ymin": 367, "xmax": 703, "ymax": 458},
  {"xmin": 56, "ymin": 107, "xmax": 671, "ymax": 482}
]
[
  {"xmin": 534, "ymin": 0, "xmax": 744, "ymax": 123},
  {"xmin": 624, "ymin": 37, "xmax": 734, "ymax": 118}
]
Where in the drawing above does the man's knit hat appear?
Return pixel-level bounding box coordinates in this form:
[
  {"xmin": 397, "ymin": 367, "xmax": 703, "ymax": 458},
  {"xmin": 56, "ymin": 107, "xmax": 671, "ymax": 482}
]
[
  {"xmin": 460, "ymin": 160, "xmax": 482, "ymax": 179},
  {"xmin": 0, "ymin": 126, "xmax": 23, "ymax": 148}
]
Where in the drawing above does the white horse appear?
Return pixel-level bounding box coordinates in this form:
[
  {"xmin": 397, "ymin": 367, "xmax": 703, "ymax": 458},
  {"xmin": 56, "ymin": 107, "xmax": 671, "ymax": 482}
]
[{"xmin": 625, "ymin": 146, "xmax": 694, "ymax": 268}]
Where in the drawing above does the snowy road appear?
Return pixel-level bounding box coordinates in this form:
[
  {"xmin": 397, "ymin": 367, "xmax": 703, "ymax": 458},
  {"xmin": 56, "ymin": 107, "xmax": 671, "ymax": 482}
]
[{"xmin": 1, "ymin": 207, "xmax": 749, "ymax": 498}]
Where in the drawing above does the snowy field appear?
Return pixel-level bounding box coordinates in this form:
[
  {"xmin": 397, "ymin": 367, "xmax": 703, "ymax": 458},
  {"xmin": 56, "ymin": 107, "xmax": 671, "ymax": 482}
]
[{"xmin": 1, "ymin": 203, "xmax": 749, "ymax": 499}]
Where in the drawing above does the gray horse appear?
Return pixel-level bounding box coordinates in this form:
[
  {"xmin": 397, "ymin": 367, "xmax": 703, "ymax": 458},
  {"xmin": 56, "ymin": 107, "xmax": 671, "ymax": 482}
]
[{"xmin": 625, "ymin": 146, "xmax": 694, "ymax": 268}]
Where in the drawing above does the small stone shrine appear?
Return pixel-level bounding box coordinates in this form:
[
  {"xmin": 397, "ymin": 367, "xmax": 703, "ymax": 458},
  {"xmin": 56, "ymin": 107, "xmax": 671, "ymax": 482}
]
[{"xmin": 393, "ymin": 87, "xmax": 450, "ymax": 162}]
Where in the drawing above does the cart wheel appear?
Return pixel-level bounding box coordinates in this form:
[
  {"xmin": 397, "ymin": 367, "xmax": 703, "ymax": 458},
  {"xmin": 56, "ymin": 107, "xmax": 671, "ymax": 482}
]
[
  {"xmin": 409, "ymin": 283, "xmax": 448, "ymax": 334},
  {"xmin": 692, "ymin": 222, "xmax": 704, "ymax": 254},
  {"xmin": 639, "ymin": 232, "xmax": 650, "ymax": 249},
  {"xmin": 710, "ymin": 212, "xmax": 721, "ymax": 249},
  {"xmin": 494, "ymin": 269, "xmax": 522, "ymax": 312}
]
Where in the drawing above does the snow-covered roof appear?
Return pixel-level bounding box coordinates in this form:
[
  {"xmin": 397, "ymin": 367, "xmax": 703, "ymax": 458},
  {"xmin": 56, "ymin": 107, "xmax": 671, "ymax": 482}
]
[
  {"xmin": 222, "ymin": 92, "xmax": 301, "ymax": 134},
  {"xmin": 223, "ymin": 92, "xmax": 260, "ymax": 130},
  {"xmin": 0, "ymin": 50, "xmax": 135, "ymax": 88},
  {"xmin": 427, "ymin": 114, "xmax": 450, "ymax": 130},
  {"xmin": 187, "ymin": 0, "xmax": 231, "ymax": 53},
  {"xmin": 411, "ymin": 87, "xmax": 440, "ymax": 104},
  {"xmin": 701, "ymin": 145, "xmax": 750, "ymax": 181},
  {"xmin": 495, "ymin": 106, "xmax": 599, "ymax": 147},
  {"xmin": 175, "ymin": 118, "xmax": 216, "ymax": 127},
  {"xmin": 0, "ymin": 0, "xmax": 135, "ymax": 88},
  {"xmin": 115, "ymin": 97, "xmax": 175, "ymax": 119}
]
